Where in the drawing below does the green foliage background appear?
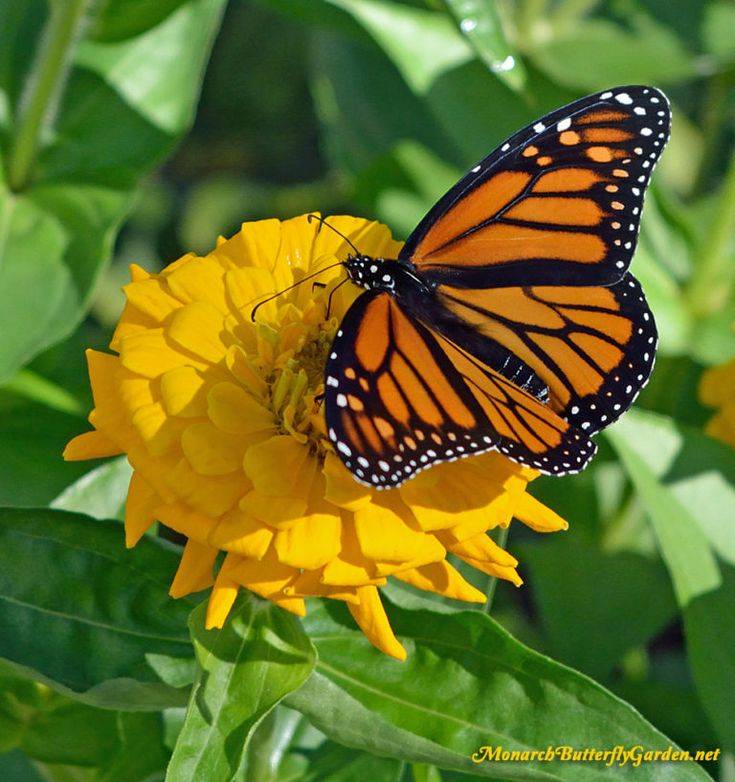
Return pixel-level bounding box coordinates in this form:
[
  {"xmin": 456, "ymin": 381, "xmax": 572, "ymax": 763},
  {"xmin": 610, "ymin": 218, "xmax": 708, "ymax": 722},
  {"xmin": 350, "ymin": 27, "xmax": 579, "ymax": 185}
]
[{"xmin": 1, "ymin": 0, "xmax": 735, "ymax": 780}]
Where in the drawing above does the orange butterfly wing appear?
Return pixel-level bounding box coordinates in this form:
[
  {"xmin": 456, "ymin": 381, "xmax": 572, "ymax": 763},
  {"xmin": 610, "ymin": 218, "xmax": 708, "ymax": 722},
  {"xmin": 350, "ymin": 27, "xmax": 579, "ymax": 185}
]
[
  {"xmin": 325, "ymin": 291, "xmax": 595, "ymax": 487},
  {"xmin": 436, "ymin": 274, "xmax": 656, "ymax": 433},
  {"xmin": 400, "ymin": 86, "xmax": 670, "ymax": 288}
]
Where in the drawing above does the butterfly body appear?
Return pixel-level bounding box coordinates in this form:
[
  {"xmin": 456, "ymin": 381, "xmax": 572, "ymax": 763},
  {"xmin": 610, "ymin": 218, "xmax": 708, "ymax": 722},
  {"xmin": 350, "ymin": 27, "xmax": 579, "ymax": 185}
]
[{"xmin": 324, "ymin": 86, "xmax": 670, "ymax": 488}]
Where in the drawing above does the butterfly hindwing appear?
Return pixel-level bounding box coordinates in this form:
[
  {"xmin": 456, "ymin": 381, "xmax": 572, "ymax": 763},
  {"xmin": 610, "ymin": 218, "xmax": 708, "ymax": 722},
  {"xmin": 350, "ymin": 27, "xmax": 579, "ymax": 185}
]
[
  {"xmin": 400, "ymin": 86, "xmax": 670, "ymax": 288},
  {"xmin": 436, "ymin": 273, "xmax": 657, "ymax": 433},
  {"xmin": 325, "ymin": 290, "xmax": 596, "ymax": 487}
]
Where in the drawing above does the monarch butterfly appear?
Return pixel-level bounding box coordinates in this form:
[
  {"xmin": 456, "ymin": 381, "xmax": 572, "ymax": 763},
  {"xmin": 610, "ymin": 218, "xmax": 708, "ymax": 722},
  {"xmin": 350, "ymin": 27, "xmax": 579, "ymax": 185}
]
[{"xmin": 323, "ymin": 86, "xmax": 670, "ymax": 488}]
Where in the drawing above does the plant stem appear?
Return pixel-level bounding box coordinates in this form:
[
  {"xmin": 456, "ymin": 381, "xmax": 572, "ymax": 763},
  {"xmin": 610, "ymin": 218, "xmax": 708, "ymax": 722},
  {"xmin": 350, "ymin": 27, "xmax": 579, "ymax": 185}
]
[
  {"xmin": 6, "ymin": 0, "xmax": 91, "ymax": 192},
  {"xmin": 484, "ymin": 524, "xmax": 510, "ymax": 613},
  {"xmin": 686, "ymin": 150, "xmax": 735, "ymax": 317}
]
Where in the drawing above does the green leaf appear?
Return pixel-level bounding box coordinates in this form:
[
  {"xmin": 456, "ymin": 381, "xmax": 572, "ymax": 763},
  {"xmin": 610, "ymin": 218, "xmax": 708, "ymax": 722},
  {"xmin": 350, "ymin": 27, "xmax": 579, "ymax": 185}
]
[
  {"xmin": 91, "ymin": 0, "xmax": 190, "ymax": 43},
  {"xmin": 0, "ymin": 399, "xmax": 94, "ymax": 507},
  {"xmin": 683, "ymin": 564, "xmax": 735, "ymax": 752},
  {"xmin": 607, "ymin": 409, "xmax": 735, "ymax": 591},
  {"xmin": 324, "ymin": 0, "xmax": 473, "ymax": 95},
  {"xmin": 288, "ymin": 598, "xmax": 710, "ymax": 780},
  {"xmin": 166, "ymin": 595, "xmax": 316, "ymax": 782},
  {"xmin": 0, "ymin": 508, "xmax": 194, "ymax": 710},
  {"xmin": 520, "ymin": 536, "xmax": 677, "ymax": 680},
  {"xmin": 51, "ymin": 457, "xmax": 132, "ymax": 521},
  {"xmin": 0, "ymin": 0, "xmax": 226, "ymax": 383},
  {"xmin": 444, "ymin": 0, "xmax": 525, "ymax": 90},
  {"xmin": 702, "ymin": 1, "xmax": 735, "ymax": 63},
  {"xmin": 529, "ymin": 17, "xmax": 696, "ymax": 91},
  {"xmin": 607, "ymin": 411, "xmax": 735, "ymax": 751},
  {"xmin": 98, "ymin": 712, "xmax": 170, "ymax": 782},
  {"xmin": 300, "ymin": 739, "xmax": 405, "ymax": 781}
]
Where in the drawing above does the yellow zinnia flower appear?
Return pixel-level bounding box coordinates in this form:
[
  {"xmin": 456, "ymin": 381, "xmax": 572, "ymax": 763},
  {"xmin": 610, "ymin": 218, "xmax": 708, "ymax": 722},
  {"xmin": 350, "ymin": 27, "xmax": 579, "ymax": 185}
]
[
  {"xmin": 700, "ymin": 358, "xmax": 735, "ymax": 448},
  {"xmin": 64, "ymin": 213, "xmax": 567, "ymax": 660}
]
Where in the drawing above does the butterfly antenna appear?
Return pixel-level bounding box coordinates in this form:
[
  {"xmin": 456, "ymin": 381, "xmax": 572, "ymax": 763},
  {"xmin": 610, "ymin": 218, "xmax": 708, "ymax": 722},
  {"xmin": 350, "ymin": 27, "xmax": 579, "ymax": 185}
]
[
  {"xmin": 325, "ymin": 276, "xmax": 350, "ymax": 320},
  {"xmin": 250, "ymin": 261, "xmax": 345, "ymax": 322},
  {"xmin": 307, "ymin": 213, "xmax": 361, "ymax": 255}
]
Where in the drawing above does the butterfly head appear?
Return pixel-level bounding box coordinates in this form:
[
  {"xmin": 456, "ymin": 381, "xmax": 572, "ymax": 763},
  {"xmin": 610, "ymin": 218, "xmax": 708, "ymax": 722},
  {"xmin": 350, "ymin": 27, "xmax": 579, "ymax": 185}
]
[{"xmin": 345, "ymin": 254, "xmax": 399, "ymax": 293}]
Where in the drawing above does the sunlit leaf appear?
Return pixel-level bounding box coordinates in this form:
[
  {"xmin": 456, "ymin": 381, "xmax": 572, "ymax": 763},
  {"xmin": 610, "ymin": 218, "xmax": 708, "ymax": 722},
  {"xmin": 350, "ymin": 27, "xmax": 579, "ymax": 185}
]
[
  {"xmin": 287, "ymin": 598, "xmax": 710, "ymax": 780},
  {"xmin": 444, "ymin": 0, "xmax": 525, "ymax": 90},
  {"xmin": 166, "ymin": 596, "xmax": 315, "ymax": 781},
  {"xmin": 0, "ymin": 508, "xmax": 193, "ymax": 710}
]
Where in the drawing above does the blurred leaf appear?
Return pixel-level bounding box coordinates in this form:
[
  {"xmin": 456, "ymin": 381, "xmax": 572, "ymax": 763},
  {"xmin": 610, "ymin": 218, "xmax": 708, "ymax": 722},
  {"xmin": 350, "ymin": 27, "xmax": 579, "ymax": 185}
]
[
  {"xmin": 310, "ymin": 28, "xmax": 457, "ymax": 174},
  {"xmin": 636, "ymin": 356, "xmax": 709, "ymax": 428},
  {"xmin": 444, "ymin": 0, "xmax": 526, "ymax": 90},
  {"xmin": 324, "ymin": 0, "xmax": 473, "ymax": 95},
  {"xmin": 702, "ymin": 1, "xmax": 735, "ymax": 64},
  {"xmin": 300, "ymin": 740, "xmax": 405, "ymax": 781},
  {"xmin": 51, "ymin": 457, "xmax": 132, "ymax": 521},
  {"xmin": 166, "ymin": 595, "xmax": 315, "ymax": 782},
  {"xmin": 630, "ymin": 246, "xmax": 692, "ymax": 356},
  {"xmin": 690, "ymin": 301, "xmax": 735, "ymax": 366},
  {"xmin": 683, "ymin": 564, "xmax": 735, "ymax": 752},
  {"xmin": 520, "ymin": 537, "xmax": 677, "ymax": 680},
  {"xmin": 0, "ymin": 400, "xmax": 94, "ymax": 507},
  {"xmin": 287, "ymin": 598, "xmax": 710, "ymax": 779},
  {"xmin": 609, "ymin": 409, "xmax": 735, "ymax": 571},
  {"xmin": 91, "ymin": 0, "xmax": 190, "ymax": 43},
  {"xmin": 97, "ymin": 712, "xmax": 169, "ymax": 782},
  {"xmin": 0, "ymin": 749, "xmax": 46, "ymax": 782},
  {"xmin": 18, "ymin": 699, "xmax": 119, "ymax": 767},
  {"xmin": 0, "ymin": 0, "xmax": 226, "ymax": 383},
  {"xmin": 607, "ymin": 414, "xmax": 721, "ymax": 607},
  {"xmin": 0, "ymin": 508, "xmax": 193, "ymax": 710},
  {"xmin": 529, "ymin": 17, "xmax": 696, "ymax": 91}
]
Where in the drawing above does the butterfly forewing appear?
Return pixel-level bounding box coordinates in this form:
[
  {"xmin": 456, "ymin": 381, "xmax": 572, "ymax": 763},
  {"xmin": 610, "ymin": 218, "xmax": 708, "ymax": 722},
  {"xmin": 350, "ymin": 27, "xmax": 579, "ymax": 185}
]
[
  {"xmin": 436, "ymin": 273, "xmax": 657, "ymax": 433},
  {"xmin": 325, "ymin": 291, "xmax": 596, "ymax": 487},
  {"xmin": 400, "ymin": 86, "xmax": 671, "ymax": 288}
]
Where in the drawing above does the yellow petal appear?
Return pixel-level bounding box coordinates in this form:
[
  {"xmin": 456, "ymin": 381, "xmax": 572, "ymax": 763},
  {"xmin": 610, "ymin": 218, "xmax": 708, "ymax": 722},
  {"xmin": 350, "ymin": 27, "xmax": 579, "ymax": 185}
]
[
  {"xmin": 123, "ymin": 278, "xmax": 181, "ymax": 323},
  {"xmin": 347, "ymin": 586, "xmax": 406, "ymax": 661},
  {"xmin": 63, "ymin": 430, "xmax": 122, "ymax": 461},
  {"xmin": 167, "ymin": 301, "xmax": 228, "ymax": 364},
  {"xmin": 322, "ymin": 452, "xmax": 372, "ymax": 511},
  {"xmin": 160, "ymin": 366, "xmax": 208, "ymax": 417},
  {"xmin": 225, "ymin": 266, "xmax": 280, "ymax": 323},
  {"xmin": 207, "ymin": 382, "xmax": 275, "ymax": 435},
  {"xmin": 165, "ymin": 256, "xmax": 229, "ymax": 313},
  {"xmin": 400, "ymin": 455, "xmax": 514, "ymax": 532},
  {"xmin": 284, "ymin": 570, "xmax": 360, "ymax": 604},
  {"xmin": 459, "ymin": 557, "xmax": 523, "ymax": 587},
  {"xmin": 109, "ymin": 302, "xmax": 156, "ymax": 352},
  {"xmin": 241, "ymin": 436, "xmax": 317, "ymax": 523},
  {"xmin": 181, "ymin": 422, "xmax": 245, "ymax": 475},
  {"xmin": 163, "ymin": 458, "xmax": 244, "ymax": 517},
  {"xmin": 225, "ymin": 345, "xmax": 268, "ymax": 398},
  {"xmin": 205, "ymin": 573, "xmax": 239, "ymax": 629},
  {"xmin": 156, "ymin": 501, "xmax": 219, "ymax": 543},
  {"xmin": 440, "ymin": 493, "xmax": 514, "ymax": 545},
  {"xmin": 225, "ymin": 548, "xmax": 299, "ymax": 602},
  {"xmin": 353, "ymin": 494, "xmax": 445, "ymax": 564},
  {"xmin": 321, "ymin": 521, "xmax": 384, "ymax": 587},
  {"xmin": 393, "ymin": 561, "xmax": 486, "ymax": 603},
  {"xmin": 129, "ymin": 263, "xmax": 151, "ymax": 282},
  {"xmin": 513, "ymin": 493, "xmax": 568, "ymax": 533},
  {"xmin": 124, "ymin": 471, "xmax": 159, "ymax": 546},
  {"xmin": 132, "ymin": 402, "xmax": 185, "ymax": 456},
  {"xmin": 119, "ymin": 330, "xmax": 202, "ymax": 378},
  {"xmin": 273, "ymin": 487, "xmax": 341, "ymax": 569},
  {"xmin": 445, "ymin": 532, "xmax": 518, "ymax": 568},
  {"xmin": 209, "ymin": 509, "xmax": 274, "ymax": 559},
  {"xmin": 169, "ymin": 539, "xmax": 218, "ymax": 598}
]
